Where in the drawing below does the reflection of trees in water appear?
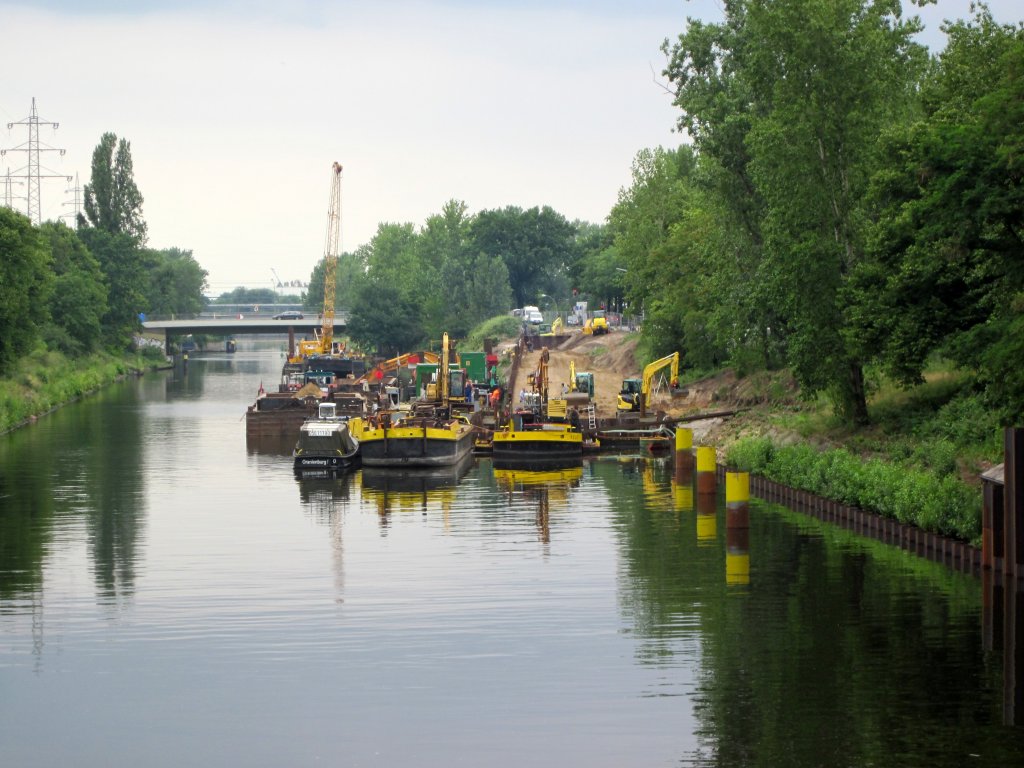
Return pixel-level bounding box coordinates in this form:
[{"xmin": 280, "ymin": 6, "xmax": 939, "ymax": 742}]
[
  {"xmin": 80, "ymin": 386, "xmax": 149, "ymax": 604},
  {"xmin": 0, "ymin": 450, "xmax": 51, "ymax": 599},
  {"xmin": 0, "ymin": 382, "xmax": 151, "ymax": 603},
  {"xmin": 598, "ymin": 458, "xmax": 1008, "ymax": 765}
]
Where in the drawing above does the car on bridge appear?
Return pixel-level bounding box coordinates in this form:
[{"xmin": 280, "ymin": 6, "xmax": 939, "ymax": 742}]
[{"xmin": 273, "ymin": 310, "xmax": 304, "ymax": 320}]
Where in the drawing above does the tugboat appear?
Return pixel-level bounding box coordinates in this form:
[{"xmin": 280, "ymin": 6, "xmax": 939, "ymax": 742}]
[
  {"xmin": 293, "ymin": 401, "xmax": 360, "ymax": 473},
  {"xmin": 492, "ymin": 348, "xmax": 583, "ymax": 468}
]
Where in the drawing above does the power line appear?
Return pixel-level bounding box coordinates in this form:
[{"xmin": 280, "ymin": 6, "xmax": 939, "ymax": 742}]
[
  {"xmin": 1, "ymin": 97, "xmax": 72, "ymax": 224},
  {"xmin": 61, "ymin": 171, "xmax": 82, "ymax": 226},
  {"xmin": 2, "ymin": 168, "xmax": 23, "ymax": 210}
]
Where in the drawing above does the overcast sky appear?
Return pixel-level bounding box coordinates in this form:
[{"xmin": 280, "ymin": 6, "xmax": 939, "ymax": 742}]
[{"xmin": 1, "ymin": 0, "xmax": 1018, "ymax": 294}]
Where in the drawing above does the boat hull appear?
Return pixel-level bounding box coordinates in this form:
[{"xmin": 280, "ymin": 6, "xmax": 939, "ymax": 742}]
[
  {"xmin": 358, "ymin": 422, "xmax": 474, "ymax": 467},
  {"xmin": 293, "ymin": 453, "xmax": 358, "ymax": 472},
  {"xmin": 492, "ymin": 427, "xmax": 583, "ymax": 467}
]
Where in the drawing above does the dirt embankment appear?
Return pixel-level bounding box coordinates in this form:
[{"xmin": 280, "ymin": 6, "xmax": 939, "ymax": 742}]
[{"xmin": 499, "ymin": 331, "xmax": 797, "ymax": 444}]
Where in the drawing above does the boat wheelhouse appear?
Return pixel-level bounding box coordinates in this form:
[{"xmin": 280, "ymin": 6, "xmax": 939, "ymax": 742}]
[{"xmin": 293, "ymin": 401, "xmax": 360, "ymax": 472}]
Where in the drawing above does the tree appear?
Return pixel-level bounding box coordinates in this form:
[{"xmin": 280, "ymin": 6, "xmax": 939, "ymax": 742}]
[
  {"xmin": 344, "ymin": 223, "xmax": 428, "ymax": 353},
  {"xmin": 857, "ymin": 8, "xmax": 1024, "ymax": 421},
  {"xmin": 0, "ymin": 208, "xmax": 53, "ymax": 371},
  {"xmin": 469, "ymin": 206, "xmax": 578, "ymax": 308},
  {"xmin": 79, "ymin": 229, "xmax": 146, "ymax": 350},
  {"xmin": 663, "ymin": 0, "xmax": 927, "ymax": 423},
  {"xmin": 213, "ymin": 287, "xmax": 278, "ymax": 306},
  {"xmin": 346, "ymin": 280, "xmax": 424, "ymax": 355},
  {"xmin": 81, "ymin": 132, "xmax": 147, "ymax": 244},
  {"xmin": 38, "ymin": 221, "xmax": 107, "ymax": 355},
  {"xmin": 307, "ymin": 250, "xmax": 363, "ymax": 314},
  {"xmin": 143, "ymin": 247, "xmax": 208, "ymax": 318}
]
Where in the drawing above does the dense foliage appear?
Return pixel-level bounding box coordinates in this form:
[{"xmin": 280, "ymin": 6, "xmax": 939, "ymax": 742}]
[
  {"xmin": 590, "ymin": 2, "xmax": 1022, "ymax": 425},
  {"xmin": 312, "ymin": 202, "xmax": 582, "ymax": 354},
  {"xmin": 0, "ymin": 208, "xmax": 52, "ymax": 372},
  {"xmin": 0, "ymin": 133, "xmax": 207, "ymax": 366},
  {"xmin": 725, "ymin": 436, "xmax": 980, "ymax": 543}
]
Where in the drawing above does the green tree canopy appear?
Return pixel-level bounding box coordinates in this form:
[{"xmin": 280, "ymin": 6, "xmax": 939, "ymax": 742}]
[
  {"xmin": 144, "ymin": 247, "xmax": 208, "ymax": 318},
  {"xmin": 663, "ymin": 0, "xmax": 927, "ymax": 422},
  {"xmin": 38, "ymin": 221, "xmax": 107, "ymax": 355},
  {"xmin": 855, "ymin": 8, "xmax": 1024, "ymax": 421},
  {"xmin": 469, "ymin": 205, "xmax": 578, "ymax": 308},
  {"xmin": 81, "ymin": 132, "xmax": 147, "ymax": 244},
  {"xmin": 0, "ymin": 208, "xmax": 53, "ymax": 372},
  {"xmin": 79, "ymin": 228, "xmax": 146, "ymax": 350}
]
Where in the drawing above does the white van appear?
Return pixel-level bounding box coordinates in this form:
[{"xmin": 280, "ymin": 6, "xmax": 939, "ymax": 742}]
[{"xmin": 522, "ymin": 306, "xmax": 543, "ymax": 324}]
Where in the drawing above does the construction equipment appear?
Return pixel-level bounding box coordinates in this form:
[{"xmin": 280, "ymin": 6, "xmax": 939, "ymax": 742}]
[
  {"xmin": 584, "ymin": 309, "xmax": 609, "ymax": 336},
  {"xmin": 568, "ymin": 360, "xmax": 595, "ymax": 399},
  {"xmin": 616, "ymin": 352, "xmax": 680, "ymax": 416},
  {"xmin": 541, "ymin": 317, "xmax": 563, "ymax": 337},
  {"xmin": 292, "ymin": 162, "xmax": 343, "ymax": 362}
]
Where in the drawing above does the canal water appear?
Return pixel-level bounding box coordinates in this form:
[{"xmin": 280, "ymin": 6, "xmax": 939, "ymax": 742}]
[{"xmin": 1, "ymin": 341, "xmax": 1022, "ymax": 767}]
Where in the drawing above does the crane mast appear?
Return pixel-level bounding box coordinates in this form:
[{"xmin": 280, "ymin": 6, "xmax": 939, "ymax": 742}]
[{"xmin": 320, "ymin": 161, "xmax": 343, "ymax": 353}]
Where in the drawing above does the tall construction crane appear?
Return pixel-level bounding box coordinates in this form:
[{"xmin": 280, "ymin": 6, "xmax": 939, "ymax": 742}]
[
  {"xmin": 293, "ymin": 162, "xmax": 343, "ymax": 361},
  {"xmin": 320, "ymin": 161, "xmax": 343, "ymax": 354}
]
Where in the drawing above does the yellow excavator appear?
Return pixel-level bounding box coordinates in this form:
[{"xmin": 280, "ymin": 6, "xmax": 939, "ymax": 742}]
[
  {"xmin": 617, "ymin": 352, "xmax": 680, "ymax": 416},
  {"xmin": 291, "ymin": 162, "xmax": 343, "ymax": 363},
  {"xmin": 568, "ymin": 359, "xmax": 595, "ymax": 399}
]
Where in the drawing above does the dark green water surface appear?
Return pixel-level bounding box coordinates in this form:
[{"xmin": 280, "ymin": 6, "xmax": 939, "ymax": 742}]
[{"xmin": 1, "ymin": 342, "xmax": 1022, "ymax": 766}]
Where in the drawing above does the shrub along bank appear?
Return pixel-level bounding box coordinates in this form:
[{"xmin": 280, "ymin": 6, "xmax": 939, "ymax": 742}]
[
  {"xmin": 0, "ymin": 346, "xmax": 167, "ymax": 434},
  {"xmin": 725, "ymin": 437, "xmax": 981, "ymax": 545}
]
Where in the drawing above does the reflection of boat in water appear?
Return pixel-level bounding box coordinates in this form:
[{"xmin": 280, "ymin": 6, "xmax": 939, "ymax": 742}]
[
  {"xmin": 293, "ymin": 401, "xmax": 360, "ymax": 473},
  {"xmin": 493, "ymin": 463, "xmax": 583, "ymax": 544},
  {"xmin": 361, "ymin": 452, "xmax": 475, "ymax": 494},
  {"xmin": 493, "ymin": 465, "xmax": 583, "ymax": 488},
  {"xmin": 295, "ymin": 470, "xmax": 356, "ymax": 506},
  {"xmin": 359, "ymin": 453, "xmax": 474, "ymax": 518}
]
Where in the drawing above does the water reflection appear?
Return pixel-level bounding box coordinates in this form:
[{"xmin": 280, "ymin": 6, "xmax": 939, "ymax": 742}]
[
  {"xmin": 4, "ymin": 347, "xmax": 1024, "ymax": 766},
  {"xmin": 360, "ymin": 453, "xmax": 475, "ymax": 526},
  {"xmin": 0, "ymin": 381, "xmax": 148, "ymax": 606},
  {"xmin": 494, "ymin": 464, "xmax": 583, "ymax": 544},
  {"xmin": 294, "ymin": 471, "xmax": 356, "ymax": 604}
]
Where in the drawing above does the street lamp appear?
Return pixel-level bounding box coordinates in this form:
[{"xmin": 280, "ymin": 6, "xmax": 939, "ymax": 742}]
[{"xmin": 537, "ymin": 293, "xmax": 559, "ymax": 314}]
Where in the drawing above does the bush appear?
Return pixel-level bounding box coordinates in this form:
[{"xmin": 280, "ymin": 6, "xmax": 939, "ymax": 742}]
[
  {"xmin": 725, "ymin": 436, "xmax": 981, "ymax": 544},
  {"xmin": 463, "ymin": 315, "xmax": 522, "ymax": 351}
]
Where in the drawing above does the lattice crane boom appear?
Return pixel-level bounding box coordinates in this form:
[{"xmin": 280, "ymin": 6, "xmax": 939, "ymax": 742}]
[{"xmin": 320, "ymin": 161, "xmax": 343, "ymax": 352}]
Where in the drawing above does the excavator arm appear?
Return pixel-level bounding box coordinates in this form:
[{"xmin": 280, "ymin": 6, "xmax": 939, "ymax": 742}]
[{"xmin": 639, "ymin": 352, "xmax": 680, "ymax": 414}]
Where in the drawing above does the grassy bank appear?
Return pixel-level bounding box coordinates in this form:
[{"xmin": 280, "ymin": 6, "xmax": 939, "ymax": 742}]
[
  {"xmin": 714, "ymin": 370, "xmax": 1005, "ymax": 547},
  {"xmin": 0, "ymin": 346, "xmax": 168, "ymax": 434}
]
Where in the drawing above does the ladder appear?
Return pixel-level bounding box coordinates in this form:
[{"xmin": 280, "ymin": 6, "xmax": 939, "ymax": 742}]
[{"xmin": 585, "ymin": 404, "xmax": 597, "ymax": 430}]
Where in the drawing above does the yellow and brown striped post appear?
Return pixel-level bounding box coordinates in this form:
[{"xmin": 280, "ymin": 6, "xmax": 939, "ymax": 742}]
[
  {"xmin": 726, "ymin": 472, "xmax": 750, "ymax": 530},
  {"xmin": 674, "ymin": 427, "xmax": 694, "ymax": 482}
]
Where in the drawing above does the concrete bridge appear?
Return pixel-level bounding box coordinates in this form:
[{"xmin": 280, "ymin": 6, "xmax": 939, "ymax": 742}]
[{"xmin": 141, "ymin": 313, "xmax": 349, "ymax": 349}]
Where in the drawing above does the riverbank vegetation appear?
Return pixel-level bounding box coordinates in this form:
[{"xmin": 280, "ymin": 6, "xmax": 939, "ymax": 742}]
[
  {"xmin": 0, "ymin": 131, "xmax": 206, "ymax": 408},
  {"xmin": 0, "ymin": 346, "xmax": 165, "ymax": 434}
]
